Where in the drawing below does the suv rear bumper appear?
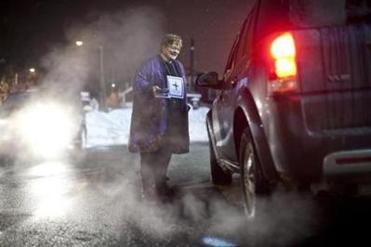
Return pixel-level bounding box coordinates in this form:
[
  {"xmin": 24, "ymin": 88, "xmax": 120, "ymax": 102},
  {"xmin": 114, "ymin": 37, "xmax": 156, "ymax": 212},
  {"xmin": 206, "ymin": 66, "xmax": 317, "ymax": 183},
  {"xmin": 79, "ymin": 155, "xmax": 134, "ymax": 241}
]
[
  {"xmin": 264, "ymin": 97, "xmax": 371, "ymax": 183},
  {"xmin": 324, "ymin": 149, "xmax": 371, "ymax": 183}
]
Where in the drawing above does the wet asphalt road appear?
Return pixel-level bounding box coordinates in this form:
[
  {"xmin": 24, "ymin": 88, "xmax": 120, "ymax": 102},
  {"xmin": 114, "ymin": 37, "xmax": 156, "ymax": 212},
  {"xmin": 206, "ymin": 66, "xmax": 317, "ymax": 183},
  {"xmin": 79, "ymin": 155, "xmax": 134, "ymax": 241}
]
[{"xmin": 1, "ymin": 143, "xmax": 371, "ymax": 246}]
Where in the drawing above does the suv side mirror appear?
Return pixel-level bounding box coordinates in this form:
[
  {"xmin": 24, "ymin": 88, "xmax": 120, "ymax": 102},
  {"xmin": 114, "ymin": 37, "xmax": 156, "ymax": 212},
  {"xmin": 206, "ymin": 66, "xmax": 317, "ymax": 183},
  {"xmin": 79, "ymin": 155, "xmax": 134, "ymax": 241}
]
[{"xmin": 196, "ymin": 72, "xmax": 223, "ymax": 89}]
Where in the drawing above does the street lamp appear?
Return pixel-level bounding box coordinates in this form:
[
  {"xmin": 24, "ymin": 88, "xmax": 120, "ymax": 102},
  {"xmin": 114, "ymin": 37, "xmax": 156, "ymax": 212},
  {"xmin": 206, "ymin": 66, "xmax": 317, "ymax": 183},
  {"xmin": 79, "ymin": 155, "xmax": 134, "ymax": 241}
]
[
  {"xmin": 75, "ymin": 41, "xmax": 83, "ymax": 47},
  {"xmin": 75, "ymin": 41, "xmax": 106, "ymax": 107}
]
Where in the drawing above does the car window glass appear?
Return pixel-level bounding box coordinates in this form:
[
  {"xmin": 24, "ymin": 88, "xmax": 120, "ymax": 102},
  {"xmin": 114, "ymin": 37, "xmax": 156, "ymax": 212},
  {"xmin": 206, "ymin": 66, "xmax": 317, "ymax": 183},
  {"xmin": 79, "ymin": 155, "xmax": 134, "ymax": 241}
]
[
  {"xmin": 224, "ymin": 4, "xmax": 258, "ymax": 82},
  {"xmin": 236, "ymin": 17, "xmax": 251, "ymax": 63},
  {"xmin": 223, "ymin": 34, "xmax": 240, "ymax": 81}
]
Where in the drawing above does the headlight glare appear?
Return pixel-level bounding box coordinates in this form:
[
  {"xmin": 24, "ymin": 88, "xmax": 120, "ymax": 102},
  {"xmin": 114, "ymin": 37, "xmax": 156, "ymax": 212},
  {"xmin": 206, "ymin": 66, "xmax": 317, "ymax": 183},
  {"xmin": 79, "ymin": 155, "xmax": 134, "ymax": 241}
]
[{"xmin": 15, "ymin": 102, "xmax": 78, "ymax": 158}]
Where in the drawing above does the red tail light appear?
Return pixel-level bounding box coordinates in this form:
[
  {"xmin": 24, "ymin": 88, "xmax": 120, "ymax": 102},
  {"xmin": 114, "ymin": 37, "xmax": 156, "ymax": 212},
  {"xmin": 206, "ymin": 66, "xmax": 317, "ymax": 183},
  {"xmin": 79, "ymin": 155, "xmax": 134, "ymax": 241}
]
[{"xmin": 268, "ymin": 32, "xmax": 298, "ymax": 94}]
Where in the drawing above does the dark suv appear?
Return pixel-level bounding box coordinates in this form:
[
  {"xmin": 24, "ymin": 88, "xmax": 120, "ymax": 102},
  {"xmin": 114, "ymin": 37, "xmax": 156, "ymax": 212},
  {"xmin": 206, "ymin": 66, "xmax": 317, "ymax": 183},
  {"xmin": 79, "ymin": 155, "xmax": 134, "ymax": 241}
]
[{"xmin": 197, "ymin": 0, "xmax": 371, "ymax": 217}]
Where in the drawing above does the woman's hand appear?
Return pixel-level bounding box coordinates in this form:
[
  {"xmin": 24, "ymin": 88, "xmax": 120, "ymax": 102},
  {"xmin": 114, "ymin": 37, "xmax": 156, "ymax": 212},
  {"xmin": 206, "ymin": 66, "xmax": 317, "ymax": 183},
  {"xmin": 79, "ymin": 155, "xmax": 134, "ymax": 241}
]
[
  {"xmin": 153, "ymin": 86, "xmax": 169, "ymax": 98},
  {"xmin": 152, "ymin": 86, "xmax": 162, "ymax": 96}
]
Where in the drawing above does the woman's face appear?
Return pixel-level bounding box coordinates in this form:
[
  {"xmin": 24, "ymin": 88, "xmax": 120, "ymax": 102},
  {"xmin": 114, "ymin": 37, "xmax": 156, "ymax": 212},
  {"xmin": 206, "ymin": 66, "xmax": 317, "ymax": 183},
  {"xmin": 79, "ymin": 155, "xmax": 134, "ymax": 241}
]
[{"xmin": 161, "ymin": 41, "xmax": 182, "ymax": 61}]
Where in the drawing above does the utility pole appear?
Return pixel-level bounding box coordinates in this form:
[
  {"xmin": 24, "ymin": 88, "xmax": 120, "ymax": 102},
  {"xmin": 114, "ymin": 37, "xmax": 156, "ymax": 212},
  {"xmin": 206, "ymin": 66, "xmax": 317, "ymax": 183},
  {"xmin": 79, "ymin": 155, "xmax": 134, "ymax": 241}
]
[
  {"xmin": 75, "ymin": 41, "xmax": 106, "ymax": 107},
  {"xmin": 190, "ymin": 38, "xmax": 195, "ymax": 92},
  {"xmin": 99, "ymin": 45, "xmax": 106, "ymax": 107},
  {"xmin": 14, "ymin": 73, "xmax": 18, "ymax": 86}
]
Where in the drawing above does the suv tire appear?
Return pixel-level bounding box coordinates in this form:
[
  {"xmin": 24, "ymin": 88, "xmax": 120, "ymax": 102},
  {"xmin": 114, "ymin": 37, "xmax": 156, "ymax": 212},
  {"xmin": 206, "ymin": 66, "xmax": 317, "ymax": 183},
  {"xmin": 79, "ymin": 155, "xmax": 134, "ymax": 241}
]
[{"xmin": 240, "ymin": 129, "xmax": 270, "ymax": 218}]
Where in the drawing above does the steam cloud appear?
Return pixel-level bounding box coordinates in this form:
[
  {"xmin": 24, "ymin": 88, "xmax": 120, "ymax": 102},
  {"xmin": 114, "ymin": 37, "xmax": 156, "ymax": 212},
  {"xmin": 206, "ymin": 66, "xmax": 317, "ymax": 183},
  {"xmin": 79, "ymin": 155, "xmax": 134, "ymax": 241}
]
[
  {"xmin": 19, "ymin": 5, "xmax": 321, "ymax": 247},
  {"xmin": 41, "ymin": 6, "xmax": 165, "ymax": 101},
  {"xmin": 74, "ymin": 148, "xmax": 320, "ymax": 247}
]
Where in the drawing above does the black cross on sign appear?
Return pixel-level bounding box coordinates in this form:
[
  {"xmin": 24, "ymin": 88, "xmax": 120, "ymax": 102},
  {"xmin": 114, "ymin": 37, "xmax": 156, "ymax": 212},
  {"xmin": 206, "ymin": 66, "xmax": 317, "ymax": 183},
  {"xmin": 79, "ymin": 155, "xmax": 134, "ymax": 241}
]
[{"xmin": 172, "ymin": 82, "xmax": 179, "ymax": 91}]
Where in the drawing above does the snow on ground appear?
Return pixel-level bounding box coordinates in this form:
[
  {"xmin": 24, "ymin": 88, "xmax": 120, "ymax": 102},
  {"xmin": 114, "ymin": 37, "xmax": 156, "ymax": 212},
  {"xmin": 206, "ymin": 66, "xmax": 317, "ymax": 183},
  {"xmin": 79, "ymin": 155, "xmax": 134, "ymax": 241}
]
[{"xmin": 85, "ymin": 106, "xmax": 209, "ymax": 148}]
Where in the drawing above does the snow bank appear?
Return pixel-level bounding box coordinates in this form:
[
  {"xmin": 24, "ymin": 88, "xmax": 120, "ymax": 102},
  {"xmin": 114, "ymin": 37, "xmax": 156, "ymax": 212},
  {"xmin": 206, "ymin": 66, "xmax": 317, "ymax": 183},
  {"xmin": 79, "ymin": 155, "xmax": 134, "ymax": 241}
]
[{"xmin": 85, "ymin": 106, "xmax": 209, "ymax": 148}]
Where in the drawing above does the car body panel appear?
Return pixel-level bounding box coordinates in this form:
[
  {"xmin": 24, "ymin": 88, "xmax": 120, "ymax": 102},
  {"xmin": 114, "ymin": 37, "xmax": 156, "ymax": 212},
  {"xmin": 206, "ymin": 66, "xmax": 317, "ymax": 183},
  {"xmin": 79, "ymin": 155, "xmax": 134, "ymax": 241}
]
[{"xmin": 202, "ymin": 0, "xmax": 371, "ymax": 186}]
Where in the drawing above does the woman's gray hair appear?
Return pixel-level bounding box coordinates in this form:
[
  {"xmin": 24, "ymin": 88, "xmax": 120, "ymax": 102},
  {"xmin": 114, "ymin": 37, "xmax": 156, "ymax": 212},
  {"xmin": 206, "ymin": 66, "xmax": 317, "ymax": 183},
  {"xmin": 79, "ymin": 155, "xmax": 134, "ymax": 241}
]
[{"xmin": 161, "ymin": 34, "xmax": 183, "ymax": 48}]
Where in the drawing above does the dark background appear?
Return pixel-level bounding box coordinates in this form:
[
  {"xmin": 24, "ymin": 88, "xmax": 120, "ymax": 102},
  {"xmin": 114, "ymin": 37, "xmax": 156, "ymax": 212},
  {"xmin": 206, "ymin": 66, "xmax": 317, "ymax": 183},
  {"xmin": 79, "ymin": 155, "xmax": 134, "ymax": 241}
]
[{"xmin": 0, "ymin": 0, "xmax": 251, "ymax": 79}]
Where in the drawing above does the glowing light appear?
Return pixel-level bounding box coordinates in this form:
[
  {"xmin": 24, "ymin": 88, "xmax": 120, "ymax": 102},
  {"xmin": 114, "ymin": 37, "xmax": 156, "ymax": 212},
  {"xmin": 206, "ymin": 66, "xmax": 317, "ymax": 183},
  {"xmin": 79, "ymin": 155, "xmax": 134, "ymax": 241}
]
[
  {"xmin": 274, "ymin": 58, "xmax": 297, "ymax": 78},
  {"xmin": 29, "ymin": 161, "xmax": 74, "ymax": 218},
  {"xmin": 270, "ymin": 32, "xmax": 296, "ymax": 59},
  {"xmin": 75, "ymin": 40, "xmax": 84, "ymax": 46},
  {"xmin": 29, "ymin": 68, "xmax": 36, "ymax": 73},
  {"xmin": 14, "ymin": 101, "xmax": 78, "ymax": 159},
  {"xmin": 270, "ymin": 32, "xmax": 297, "ymax": 78},
  {"xmin": 202, "ymin": 236, "xmax": 237, "ymax": 247},
  {"xmin": 28, "ymin": 161, "xmax": 70, "ymax": 177},
  {"xmin": 0, "ymin": 119, "xmax": 8, "ymax": 126}
]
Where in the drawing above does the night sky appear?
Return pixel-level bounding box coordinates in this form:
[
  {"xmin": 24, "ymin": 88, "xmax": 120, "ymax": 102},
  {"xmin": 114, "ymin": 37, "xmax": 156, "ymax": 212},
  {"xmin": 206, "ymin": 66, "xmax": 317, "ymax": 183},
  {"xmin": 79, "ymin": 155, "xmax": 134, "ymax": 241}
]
[{"xmin": 0, "ymin": 0, "xmax": 251, "ymax": 78}]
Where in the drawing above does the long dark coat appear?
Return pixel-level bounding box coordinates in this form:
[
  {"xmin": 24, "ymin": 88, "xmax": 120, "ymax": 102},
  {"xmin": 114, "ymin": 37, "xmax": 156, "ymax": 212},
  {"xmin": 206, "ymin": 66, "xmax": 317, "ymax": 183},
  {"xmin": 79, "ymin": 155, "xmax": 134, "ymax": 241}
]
[{"xmin": 128, "ymin": 55, "xmax": 189, "ymax": 154}]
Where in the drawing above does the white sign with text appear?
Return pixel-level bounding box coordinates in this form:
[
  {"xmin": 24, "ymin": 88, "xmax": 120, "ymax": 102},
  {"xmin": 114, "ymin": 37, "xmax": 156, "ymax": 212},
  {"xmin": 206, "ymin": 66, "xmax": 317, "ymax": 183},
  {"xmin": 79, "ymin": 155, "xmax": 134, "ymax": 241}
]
[{"xmin": 167, "ymin": 75, "xmax": 184, "ymax": 99}]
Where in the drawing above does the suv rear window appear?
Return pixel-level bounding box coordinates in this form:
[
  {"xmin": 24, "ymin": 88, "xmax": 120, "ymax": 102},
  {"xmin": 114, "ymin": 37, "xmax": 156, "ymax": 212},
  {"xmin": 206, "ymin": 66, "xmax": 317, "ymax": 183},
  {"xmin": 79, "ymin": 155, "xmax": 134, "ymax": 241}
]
[{"xmin": 289, "ymin": 0, "xmax": 371, "ymax": 27}]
